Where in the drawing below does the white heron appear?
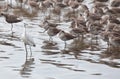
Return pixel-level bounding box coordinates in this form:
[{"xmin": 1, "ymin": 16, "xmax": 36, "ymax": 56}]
[{"xmin": 21, "ymin": 23, "xmax": 36, "ymax": 60}]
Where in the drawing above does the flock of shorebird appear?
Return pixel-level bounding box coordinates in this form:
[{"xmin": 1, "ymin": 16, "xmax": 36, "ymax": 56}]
[{"xmin": 0, "ymin": 0, "xmax": 120, "ymax": 59}]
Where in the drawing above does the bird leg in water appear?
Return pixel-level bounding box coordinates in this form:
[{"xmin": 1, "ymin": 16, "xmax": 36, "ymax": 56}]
[
  {"xmin": 49, "ymin": 36, "xmax": 53, "ymax": 43},
  {"xmin": 64, "ymin": 41, "xmax": 67, "ymax": 49},
  {"xmin": 90, "ymin": 34, "xmax": 93, "ymax": 50},
  {"xmin": 29, "ymin": 46, "xmax": 33, "ymax": 58},
  {"xmin": 11, "ymin": 23, "xmax": 14, "ymax": 36},
  {"xmin": 24, "ymin": 43, "xmax": 28, "ymax": 60},
  {"xmin": 11, "ymin": 24, "xmax": 13, "ymax": 31},
  {"xmin": 39, "ymin": 29, "xmax": 48, "ymax": 33}
]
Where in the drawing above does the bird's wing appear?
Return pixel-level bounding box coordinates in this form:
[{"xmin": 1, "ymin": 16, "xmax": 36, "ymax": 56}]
[{"xmin": 25, "ymin": 33, "xmax": 35, "ymax": 46}]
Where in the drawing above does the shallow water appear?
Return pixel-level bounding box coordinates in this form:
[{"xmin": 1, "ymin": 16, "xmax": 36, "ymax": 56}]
[{"xmin": 0, "ymin": 0, "xmax": 120, "ymax": 79}]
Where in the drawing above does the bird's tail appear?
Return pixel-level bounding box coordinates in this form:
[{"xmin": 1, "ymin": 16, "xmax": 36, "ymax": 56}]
[{"xmin": 33, "ymin": 44, "xmax": 36, "ymax": 47}]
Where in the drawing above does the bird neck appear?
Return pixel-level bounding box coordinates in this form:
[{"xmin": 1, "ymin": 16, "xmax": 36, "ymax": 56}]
[
  {"xmin": 107, "ymin": 19, "xmax": 110, "ymax": 25},
  {"xmin": 59, "ymin": 31, "xmax": 64, "ymax": 36},
  {"xmin": 24, "ymin": 26, "xmax": 27, "ymax": 34},
  {"xmin": 2, "ymin": 13, "xmax": 8, "ymax": 18}
]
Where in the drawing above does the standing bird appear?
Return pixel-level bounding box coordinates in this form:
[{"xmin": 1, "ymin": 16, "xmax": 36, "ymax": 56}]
[
  {"xmin": 59, "ymin": 30, "xmax": 76, "ymax": 49},
  {"xmin": 21, "ymin": 23, "xmax": 36, "ymax": 60},
  {"xmin": 47, "ymin": 26, "xmax": 61, "ymax": 42},
  {"xmin": 39, "ymin": 20, "xmax": 59, "ymax": 33},
  {"xmin": 1, "ymin": 12, "xmax": 22, "ymax": 36},
  {"xmin": 110, "ymin": 0, "xmax": 120, "ymax": 7}
]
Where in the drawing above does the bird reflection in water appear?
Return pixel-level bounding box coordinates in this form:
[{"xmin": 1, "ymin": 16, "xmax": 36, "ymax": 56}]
[
  {"xmin": 61, "ymin": 37, "xmax": 89, "ymax": 58},
  {"xmin": 20, "ymin": 57, "xmax": 35, "ymax": 78},
  {"xmin": 41, "ymin": 40, "xmax": 60, "ymax": 55},
  {"xmin": 101, "ymin": 48, "xmax": 120, "ymax": 59},
  {"xmin": 42, "ymin": 40, "xmax": 58, "ymax": 50}
]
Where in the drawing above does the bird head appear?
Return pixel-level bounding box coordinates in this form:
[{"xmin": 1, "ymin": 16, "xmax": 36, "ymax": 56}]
[
  {"xmin": 0, "ymin": 12, "xmax": 6, "ymax": 17},
  {"xmin": 103, "ymin": 6, "xmax": 109, "ymax": 13}
]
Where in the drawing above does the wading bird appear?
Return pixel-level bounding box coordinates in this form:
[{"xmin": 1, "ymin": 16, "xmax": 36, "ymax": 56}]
[
  {"xmin": 47, "ymin": 26, "xmax": 61, "ymax": 42},
  {"xmin": 21, "ymin": 23, "xmax": 36, "ymax": 60},
  {"xmin": 1, "ymin": 12, "xmax": 22, "ymax": 36},
  {"xmin": 59, "ymin": 30, "xmax": 76, "ymax": 49}
]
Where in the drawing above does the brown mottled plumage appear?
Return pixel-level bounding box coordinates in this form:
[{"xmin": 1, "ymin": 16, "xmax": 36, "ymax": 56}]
[{"xmin": 59, "ymin": 30, "xmax": 76, "ymax": 48}]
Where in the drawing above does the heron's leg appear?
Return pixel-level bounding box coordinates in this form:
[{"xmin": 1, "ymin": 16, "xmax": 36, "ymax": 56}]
[
  {"xmin": 24, "ymin": 43, "xmax": 28, "ymax": 60},
  {"xmin": 29, "ymin": 46, "xmax": 32, "ymax": 58}
]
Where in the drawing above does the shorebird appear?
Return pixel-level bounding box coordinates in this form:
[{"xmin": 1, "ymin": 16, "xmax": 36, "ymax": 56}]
[
  {"xmin": 84, "ymin": 10, "xmax": 101, "ymax": 22},
  {"xmin": 21, "ymin": 23, "xmax": 36, "ymax": 60},
  {"xmin": 92, "ymin": 6, "xmax": 104, "ymax": 16},
  {"xmin": 79, "ymin": 4, "xmax": 89, "ymax": 14},
  {"xmin": 70, "ymin": 18, "xmax": 88, "ymax": 38},
  {"xmin": 100, "ymin": 31, "xmax": 110, "ymax": 46},
  {"xmin": 70, "ymin": 15, "xmax": 86, "ymax": 28},
  {"xmin": 40, "ymin": 0, "xmax": 53, "ymax": 14},
  {"xmin": 103, "ymin": 6, "xmax": 120, "ymax": 14},
  {"xmin": 58, "ymin": 30, "xmax": 76, "ymax": 49},
  {"xmin": 39, "ymin": 20, "xmax": 59, "ymax": 33},
  {"xmin": 63, "ymin": 0, "xmax": 69, "ymax": 5},
  {"xmin": 68, "ymin": 0, "xmax": 81, "ymax": 12},
  {"xmin": 104, "ymin": 17, "xmax": 118, "ymax": 32},
  {"xmin": 88, "ymin": 21, "xmax": 103, "ymax": 46},
  {"xmin": 1, "ymin": 12, "xmax": 22, "ymax": 36},
  {"xmin": 100, "ymin": 14, "xmax": 120, "ymax": 26},
  {"xmin": 70, "ymin": 27, "xmax": 87, "ymax": 40},
  {"xmin": 113, "ymin": 26, "xmax": 120, "ymax": 33},
  {"xmin": 110, "ymin": 0, "xmax": 120, "ymax": 7},
  {"xmin": 109, "ymin": 32, "xmax": 120, "ymax": 48},
  {"xmin": 28, "ymin": 0, "xmax": 40, "ymax": 9},
  {"xmin": 52, "ymin": 6, "xmax": 61, "ymax": 22},
  {"xmin": 90, "ymin": 1, "xmax": 107, "ymax": 8},
  {"xmin": 100, "ymin": 15, "xmax": 120, "ymax": 32},
  {"xmin": 100, "ymin": 14, "xmax": 109, "ymax": 25},
  {"xmin": 47, "ymin": 26, "xmax": 61, "ymax": 42}
]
